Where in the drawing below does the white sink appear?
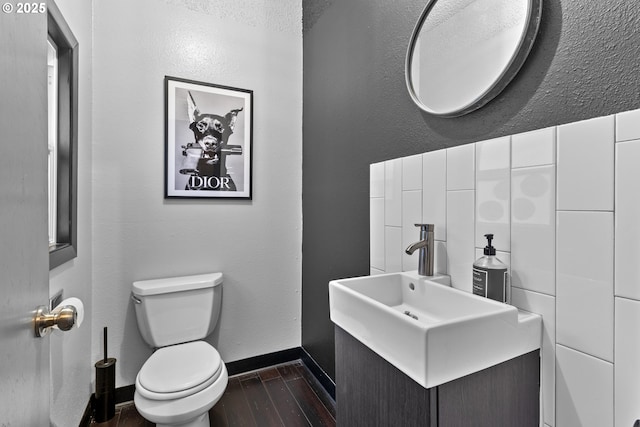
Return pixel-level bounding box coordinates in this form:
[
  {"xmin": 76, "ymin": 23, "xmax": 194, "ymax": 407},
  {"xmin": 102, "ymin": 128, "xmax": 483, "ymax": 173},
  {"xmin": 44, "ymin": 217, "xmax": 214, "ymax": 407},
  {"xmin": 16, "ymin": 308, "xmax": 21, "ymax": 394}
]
[{"xmin": 329, "ymin": 271, "xmax": 541, "ymax": 389}]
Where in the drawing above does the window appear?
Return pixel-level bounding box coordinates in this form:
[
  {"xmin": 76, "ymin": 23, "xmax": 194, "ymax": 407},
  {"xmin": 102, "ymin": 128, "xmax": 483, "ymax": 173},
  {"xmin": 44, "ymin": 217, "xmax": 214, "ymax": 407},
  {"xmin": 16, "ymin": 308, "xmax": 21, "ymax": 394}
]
[
  {"xmin": 48, "ymin": 1, "xmax": 78, "ymax": 270},
  {"xmin": 47, "ymin": 39, "xmax": 58, "ymax": 247}
]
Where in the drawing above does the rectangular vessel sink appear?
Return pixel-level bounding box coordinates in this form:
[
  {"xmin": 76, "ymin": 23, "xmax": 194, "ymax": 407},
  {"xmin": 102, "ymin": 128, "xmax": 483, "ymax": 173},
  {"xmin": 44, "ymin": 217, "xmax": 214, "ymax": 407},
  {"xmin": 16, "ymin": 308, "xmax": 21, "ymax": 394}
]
[{"xmin": 329, "ymin": 271, "xmax": 541, "ymax": 389}]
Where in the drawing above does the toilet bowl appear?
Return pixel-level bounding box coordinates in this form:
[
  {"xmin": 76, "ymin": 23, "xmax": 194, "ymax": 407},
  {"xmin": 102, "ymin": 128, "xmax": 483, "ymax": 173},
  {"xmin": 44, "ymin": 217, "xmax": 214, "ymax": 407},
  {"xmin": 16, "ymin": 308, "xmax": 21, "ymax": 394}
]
[
  {"xmin": 134, "ymin": 342, "xmax": 228, "ymax": 427},
  {"xmin": 131, "ymin": 273, "xmax": 227, "ymax": 427}
]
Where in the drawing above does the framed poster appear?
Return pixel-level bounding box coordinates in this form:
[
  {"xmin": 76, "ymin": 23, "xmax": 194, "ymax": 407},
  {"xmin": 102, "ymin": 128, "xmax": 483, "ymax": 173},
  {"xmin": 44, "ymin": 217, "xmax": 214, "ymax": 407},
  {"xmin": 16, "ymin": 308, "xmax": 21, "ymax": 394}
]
[{"xmin": 165, "ymin": 76, "xmax": 253, "ymax": 199}]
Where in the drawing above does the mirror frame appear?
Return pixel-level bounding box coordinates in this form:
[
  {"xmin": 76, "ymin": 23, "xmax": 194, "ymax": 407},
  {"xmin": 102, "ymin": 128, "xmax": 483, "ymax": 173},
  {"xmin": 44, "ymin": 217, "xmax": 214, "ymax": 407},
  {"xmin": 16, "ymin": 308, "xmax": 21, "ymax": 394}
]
[{"xmin": 405, "ymin": 0, "xmax": 543, "ymax": 118}]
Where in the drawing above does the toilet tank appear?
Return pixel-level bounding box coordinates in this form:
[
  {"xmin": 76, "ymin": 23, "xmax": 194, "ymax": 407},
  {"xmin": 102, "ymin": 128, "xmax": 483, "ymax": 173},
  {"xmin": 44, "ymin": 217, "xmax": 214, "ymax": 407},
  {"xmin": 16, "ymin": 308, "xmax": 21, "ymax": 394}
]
[{"xmin": 132, "ymin": 272, "xmax": 223, "ymax": 348}]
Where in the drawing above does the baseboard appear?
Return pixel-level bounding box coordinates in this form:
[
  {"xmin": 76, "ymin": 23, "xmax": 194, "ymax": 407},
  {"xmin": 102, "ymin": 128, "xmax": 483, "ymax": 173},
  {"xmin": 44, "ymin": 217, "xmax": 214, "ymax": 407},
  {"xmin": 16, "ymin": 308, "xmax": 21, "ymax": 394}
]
[
  {"xmin": 226, "ymin": 347, "xmax": 303, "ymax": 375},
  {"xmin": 79, "ymin": 346, "xmax": 335, "ymax": 426},
  {"xmin": 78, "ymin": 386, "xmax": 135, "ymax": 426},
  {"xmin": 300, "ymin": 347, "xmax": 336, "ymax": 399},
  {"xmin": 225, "ymin": 346, "xmax": 335, "ymax": 399}
]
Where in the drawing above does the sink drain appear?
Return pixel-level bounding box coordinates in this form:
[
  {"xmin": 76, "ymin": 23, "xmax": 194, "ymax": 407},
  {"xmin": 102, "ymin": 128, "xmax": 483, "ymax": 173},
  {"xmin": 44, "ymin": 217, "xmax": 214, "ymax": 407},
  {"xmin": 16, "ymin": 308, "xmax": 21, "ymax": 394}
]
[{"xmin": 404, "ymin": 310, "xmax": 418, "ymax": 320}]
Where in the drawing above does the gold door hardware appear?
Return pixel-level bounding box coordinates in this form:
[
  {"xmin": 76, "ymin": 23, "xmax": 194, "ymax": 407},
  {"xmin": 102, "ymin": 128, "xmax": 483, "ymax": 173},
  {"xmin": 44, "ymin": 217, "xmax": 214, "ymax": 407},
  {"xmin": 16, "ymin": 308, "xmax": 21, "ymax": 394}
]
[{"xmin": 33, "ymin": 305, "xmax": 77, "ymax": 337}]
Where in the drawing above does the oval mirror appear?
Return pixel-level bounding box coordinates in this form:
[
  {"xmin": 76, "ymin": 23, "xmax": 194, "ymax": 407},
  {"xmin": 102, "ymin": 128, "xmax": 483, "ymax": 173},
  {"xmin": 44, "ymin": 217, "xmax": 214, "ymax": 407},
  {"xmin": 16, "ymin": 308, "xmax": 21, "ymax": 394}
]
[{"xmin": 406, "ymin": 0, "xmax": 542, "ymax": 117}]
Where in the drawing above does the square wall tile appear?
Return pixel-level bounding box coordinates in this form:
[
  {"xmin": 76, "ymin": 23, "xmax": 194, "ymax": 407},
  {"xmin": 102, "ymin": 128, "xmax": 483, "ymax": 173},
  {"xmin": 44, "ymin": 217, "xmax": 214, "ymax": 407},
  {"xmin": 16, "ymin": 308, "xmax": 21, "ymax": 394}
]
[
  {"xmin": 446, "ymin": 190, "xmax": 475, "ymax": 292},
  {"xmin": 370, "ymin": 162, "xmax": 385, "ymax": 198},
  {"xmin": 385, "ymin": 226, "xmax": 402, "ymax": 273},
  {"xmin": 556, "ymin": 211, "xmax": 614, "ymax": 362},
  {"xmin": 615, "ymin": 297, "xmax": 640, "ymax": 427},
  {"xmin": 556, "ymin": 345, "xmax": 613, "ymax": 427},
  {"xmin": 402, "ymin": 155, "xmax": 422, "ymax": 191},
  {"xmin": 422, "ymin": 149, "xmax": 447, "ymax": 241},
  {"xmin": 511, "ymin": 166, "xmax": 556, "ymax": 296},
  {"xmin": 512, "ymin": 126, "xmax": 556, "ymax": 168},
  {"xmin": 446, "ymin": 143, "xmax": 475, "ymax": 191},
  {"xmin": 476, "ymin": 137, "xmax": 510, "ymax": 251},
  {"xmin": 511, "ymin": 287, "xmax": 556, "ymax": 427},
  {"xmin": 384, "ymin": 159, "xmax": 402, "ymax": 226},
  {"xmin": 557, "ymin": 115, "xmax": 614, "ymax": 211},
  {"xmin": 615, "ymin": 140, "xmax": 640, "ymax": 300},
  {"xmin": 370, "ymin": 268, "xmax": 385, "ymax": 275},
  {"xmin": 370, "ymin": 197, "xmax": 385, "ymax": 271},
  {"xmin": 616, "ymin": 108, "xmax": 640, "ymax": 142},
  {"xmin": 402, "ymin": 190, "xmax": 422, "ymax": 271}
]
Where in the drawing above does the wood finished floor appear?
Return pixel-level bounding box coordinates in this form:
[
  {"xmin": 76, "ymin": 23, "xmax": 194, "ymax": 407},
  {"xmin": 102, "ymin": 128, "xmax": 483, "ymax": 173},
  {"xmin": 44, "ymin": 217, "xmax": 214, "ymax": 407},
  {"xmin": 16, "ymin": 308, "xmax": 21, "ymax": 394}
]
[{"xmin": 90, "ymin": 360, "xmax": 336, "ymax": 427}]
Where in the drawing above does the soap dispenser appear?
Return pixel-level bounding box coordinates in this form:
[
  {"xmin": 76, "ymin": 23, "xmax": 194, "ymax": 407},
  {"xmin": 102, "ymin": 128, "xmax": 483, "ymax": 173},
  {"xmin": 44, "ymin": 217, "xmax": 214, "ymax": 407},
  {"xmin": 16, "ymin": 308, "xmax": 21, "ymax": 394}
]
[{"xmin": 472, "ymin": 234, "xmax": 508, "ymax": 303}]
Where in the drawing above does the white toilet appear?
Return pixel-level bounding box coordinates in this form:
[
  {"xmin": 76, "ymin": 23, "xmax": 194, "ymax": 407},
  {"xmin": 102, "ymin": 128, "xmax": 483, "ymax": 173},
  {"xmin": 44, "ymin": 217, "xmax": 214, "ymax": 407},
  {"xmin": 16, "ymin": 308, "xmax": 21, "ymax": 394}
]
[{"xmin": 131, "ymin": 272, "xmax": 228, "ymax": 427}]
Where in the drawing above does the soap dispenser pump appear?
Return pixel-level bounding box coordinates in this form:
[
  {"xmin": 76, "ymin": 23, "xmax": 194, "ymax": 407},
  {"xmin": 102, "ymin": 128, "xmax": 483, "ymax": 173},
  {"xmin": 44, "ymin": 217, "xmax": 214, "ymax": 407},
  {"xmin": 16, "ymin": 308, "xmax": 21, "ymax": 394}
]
[{"xmin": 472, "ymin": 234, "xmax": 509, "ymax": 303}]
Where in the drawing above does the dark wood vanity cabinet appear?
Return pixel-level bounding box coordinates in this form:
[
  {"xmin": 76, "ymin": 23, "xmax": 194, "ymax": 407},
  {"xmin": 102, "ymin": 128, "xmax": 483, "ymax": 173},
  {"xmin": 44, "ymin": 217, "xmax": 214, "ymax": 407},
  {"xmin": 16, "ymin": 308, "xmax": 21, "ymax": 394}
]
[{"xmin": 335, "ymin": 327, "xmax": 540, "ymax": 427}]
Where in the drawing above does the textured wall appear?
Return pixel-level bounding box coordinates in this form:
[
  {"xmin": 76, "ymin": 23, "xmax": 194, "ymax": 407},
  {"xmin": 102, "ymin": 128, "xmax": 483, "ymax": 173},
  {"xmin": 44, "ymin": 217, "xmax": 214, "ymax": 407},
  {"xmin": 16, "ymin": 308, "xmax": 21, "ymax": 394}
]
[
  {"xmin": 302, "ymin": 0, "xmax": 640, "ymax": 379},
  {"xmin": 48, "ymin": 2, "xmax": 94, "ymax": 426},
  {"xmin": 92, "ymin": 0, "xmax": 302, "ymax": 387}
]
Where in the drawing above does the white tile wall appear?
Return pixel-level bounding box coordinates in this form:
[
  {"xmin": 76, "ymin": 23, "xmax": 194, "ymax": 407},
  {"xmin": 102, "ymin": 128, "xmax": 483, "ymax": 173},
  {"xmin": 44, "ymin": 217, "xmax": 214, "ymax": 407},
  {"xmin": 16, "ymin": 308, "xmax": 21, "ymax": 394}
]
[
  {"xmin": 615, "ymin": 297, "xmax": 640, "ymax": 427},
  {"xmin": 370, "ymin": 162, "xmax": 385, "ymax": 198},
  {"xmin": 475, "ymin": 137, "xmax": 511, "ymax": 251},
  {"xmin": 369, "ymin": 108, "xmax": 640, "ymax": 427},
  {"xmin": 384, "ymin": 226, "xmax": 402, "ymax": 273},
  {"xmin": 615, "ymin": 140, "xmax": 640, "ymax": 300},
  {"xmin": 556, "ymin": 115, "xmax": 614, "ymax": 211},
  {"xmin": 422, "ymin": 150, "xmax": 447, "ymax": 241},
  {"xmin": 616, "ymin": 109, "xmax": 640, "ymax": 142},
  {"xmin": 434, "ymin": 240, "xmax": 448, "ymax": 275},
  {"xmin": 511, "ymin": 165, "xmax": 556, "ymax": 296},
  {"xmin": 446, "ymin": 143, "xmax": 475, "ymax": 190},
  {"xmin": 556, "ymin": 345, "xmax": 613, "ymax": 427},
  {"xmin": 511, "ymin": 287, "xmax": 556, "ymax": 426},
  {"xmin": 447, "ymin": 190, "xmax": 475, "ymax": 292},
  {"xmin": 370, "ymin": 197, "xmax": 384, "ymax": 271},
  {"xmin": 402, "ymin": 190, "xmax": 423, "ymax": 271},
  {"xmin": 512, "ymin": 126, "xmax": 556, "ymax": 168},
  {"xmin": 384, "ymin": 158, "xmax": 402, "ymax": 226},
  {"xmin": 402, "ymin": 154, "xmax": 422, "ymax": 191},
  {"xmin": 556, "ymin": 211, "xmax": 614, "ymax": 362}
]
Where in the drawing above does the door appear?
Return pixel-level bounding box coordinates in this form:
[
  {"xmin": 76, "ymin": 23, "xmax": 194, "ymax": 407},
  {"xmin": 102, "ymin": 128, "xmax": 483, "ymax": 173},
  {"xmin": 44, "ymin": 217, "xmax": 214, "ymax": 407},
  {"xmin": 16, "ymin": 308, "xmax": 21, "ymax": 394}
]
[{"xmin": 0, "ymin": 9, "xmax": 51, "ymax": 426}]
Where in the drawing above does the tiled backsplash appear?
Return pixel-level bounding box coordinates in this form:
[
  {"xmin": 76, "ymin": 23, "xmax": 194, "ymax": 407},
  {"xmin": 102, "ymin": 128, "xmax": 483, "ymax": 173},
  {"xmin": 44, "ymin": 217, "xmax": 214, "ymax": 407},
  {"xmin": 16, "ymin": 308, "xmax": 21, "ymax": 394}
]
[{"xmin": 370, "ymin": 108, "xmax": 640, "ymax": 427}]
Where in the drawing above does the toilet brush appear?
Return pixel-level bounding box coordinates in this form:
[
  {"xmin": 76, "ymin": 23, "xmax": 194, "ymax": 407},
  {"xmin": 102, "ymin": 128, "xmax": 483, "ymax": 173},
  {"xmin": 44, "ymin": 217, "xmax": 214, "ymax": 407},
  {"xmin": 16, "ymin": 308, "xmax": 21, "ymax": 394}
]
[{"xmin": 94, "ymin": 326, "xmax": 116, "ymax": 422}]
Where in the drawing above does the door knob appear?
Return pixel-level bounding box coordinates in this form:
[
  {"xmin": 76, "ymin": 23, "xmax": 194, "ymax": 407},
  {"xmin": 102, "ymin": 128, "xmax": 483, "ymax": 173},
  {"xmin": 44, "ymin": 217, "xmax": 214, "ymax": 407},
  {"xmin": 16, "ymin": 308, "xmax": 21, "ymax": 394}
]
[{"xmin": 33, "ymin": 305, "xmax": 77, "ymax": 337}]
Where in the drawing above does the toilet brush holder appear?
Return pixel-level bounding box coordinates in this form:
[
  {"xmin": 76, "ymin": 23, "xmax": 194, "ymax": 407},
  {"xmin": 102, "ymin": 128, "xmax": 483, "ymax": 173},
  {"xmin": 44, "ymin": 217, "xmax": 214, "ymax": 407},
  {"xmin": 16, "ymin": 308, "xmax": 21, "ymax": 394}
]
[
  {"xmin": 95, "ymin": 326, "xmax": 116, "ymax": 422},
  {"xmin": 94, "ymin": 357, "xmax": 116, "ymax": 422}
]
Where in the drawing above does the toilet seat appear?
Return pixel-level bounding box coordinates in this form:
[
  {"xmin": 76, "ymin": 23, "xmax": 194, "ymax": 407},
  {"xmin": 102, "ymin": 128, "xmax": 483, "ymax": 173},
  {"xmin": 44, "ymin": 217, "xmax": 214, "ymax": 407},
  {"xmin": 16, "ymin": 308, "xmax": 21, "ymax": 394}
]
[
  {"xmin": 136, "ymin": 341, "xmax": 223, "ymax": 401},
  {"xmin": 134, "ymin": 361, "xmax": 228, "ymax": 427}
]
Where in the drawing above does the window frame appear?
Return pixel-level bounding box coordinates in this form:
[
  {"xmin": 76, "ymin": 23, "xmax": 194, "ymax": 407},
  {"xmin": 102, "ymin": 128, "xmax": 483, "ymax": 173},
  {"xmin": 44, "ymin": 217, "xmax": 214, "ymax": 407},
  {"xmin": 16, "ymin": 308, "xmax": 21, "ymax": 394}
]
[
  {"xmin": 48, "ymin": 0, "xmax": 78, "ymax": 270},
  {"xmin": 47, "ymin": 39, "xmax": 58, "ymax": 247}
]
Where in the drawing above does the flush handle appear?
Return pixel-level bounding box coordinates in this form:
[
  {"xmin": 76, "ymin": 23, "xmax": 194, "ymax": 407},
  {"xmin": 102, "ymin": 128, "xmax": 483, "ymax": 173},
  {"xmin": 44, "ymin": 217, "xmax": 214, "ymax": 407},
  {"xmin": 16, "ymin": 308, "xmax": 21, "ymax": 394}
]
[{"xmin": 130, "ymin": 293, "xmax": 142, "ymax": 304}]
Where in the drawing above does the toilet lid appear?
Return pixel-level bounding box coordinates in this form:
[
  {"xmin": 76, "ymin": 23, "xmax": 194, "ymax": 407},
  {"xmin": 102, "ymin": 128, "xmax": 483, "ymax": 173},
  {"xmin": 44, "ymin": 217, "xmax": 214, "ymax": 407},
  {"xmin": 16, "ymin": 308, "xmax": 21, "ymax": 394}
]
[{"xmin": 138, "ymin": 341, "xmax": 222, "ymax": 395}]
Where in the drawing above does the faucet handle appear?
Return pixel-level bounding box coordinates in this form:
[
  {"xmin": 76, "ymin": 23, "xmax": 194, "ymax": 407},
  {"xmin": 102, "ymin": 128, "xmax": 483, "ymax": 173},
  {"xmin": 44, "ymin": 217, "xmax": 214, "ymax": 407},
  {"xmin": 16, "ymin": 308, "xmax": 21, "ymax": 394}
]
[{"xmin": 414, "ymin": 223, "xmax": 434, "ymax": 232}]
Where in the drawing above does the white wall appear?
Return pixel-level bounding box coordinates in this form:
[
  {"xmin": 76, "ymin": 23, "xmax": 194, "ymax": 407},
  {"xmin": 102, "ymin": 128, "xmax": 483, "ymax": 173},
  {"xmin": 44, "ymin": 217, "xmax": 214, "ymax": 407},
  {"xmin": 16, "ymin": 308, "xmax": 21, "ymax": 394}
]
[
  {"xmin": 371, "ymin": 108, "xmax": 640, "ymax": 427},
  {"xmin": 91, "ymin": 0, "xmax": 302, "ymax": 387},
  {"xmin": 48, "ymin": 1, "xmax": 93, "ymax": 426}
]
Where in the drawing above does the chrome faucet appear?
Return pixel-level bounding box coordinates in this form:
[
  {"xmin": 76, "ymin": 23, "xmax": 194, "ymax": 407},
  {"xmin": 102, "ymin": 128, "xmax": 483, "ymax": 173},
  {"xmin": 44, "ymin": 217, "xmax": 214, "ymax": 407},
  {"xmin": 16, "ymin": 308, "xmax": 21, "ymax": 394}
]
[{"xmin": 405, "ymin": 224, "xmax": 434, "ymax": 276}]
